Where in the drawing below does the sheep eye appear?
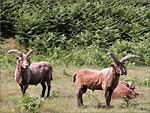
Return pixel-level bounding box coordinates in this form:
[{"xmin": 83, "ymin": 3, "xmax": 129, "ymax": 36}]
[
  {"xmin": 16, "ymin": 58, "xmax": 21, "ymax": 62},
  {"xmin": 129, "ymin": 91, "xmax": 132, "ymax": 94}
]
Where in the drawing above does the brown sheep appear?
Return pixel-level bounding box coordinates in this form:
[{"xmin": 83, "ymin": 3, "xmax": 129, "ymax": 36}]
[
  {"xmin": 112, "ymin": 82, "xmax": 138, "ymax": 99},
  {"xmin": 73, "ymin": 53, "xmax": 143, "ymax": 108},
  {"xmin": 8, "ymin": 49, "xmax": 53, "ymax": 98}
]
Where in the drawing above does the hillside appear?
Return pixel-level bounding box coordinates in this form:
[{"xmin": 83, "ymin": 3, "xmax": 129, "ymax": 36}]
[{"xmin": 1, "ymin": 0, "xmax": 150, "ymax": 66}]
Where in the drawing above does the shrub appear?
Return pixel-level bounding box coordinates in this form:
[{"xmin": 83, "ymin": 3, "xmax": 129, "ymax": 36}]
[
  {"xmin": 108, "ymin": 39, "xmax": 149, "ymax": 66},
  {"xmin": 120, "ymin": 96, "xmax": 139, "ymax": 108},
  {"xmin": 1, "ymin": 0, "xmax": 150, "ymax": 66},
  {"xmin": 21, "ymin": 94, "xmax": 44, "ymax": 113}
]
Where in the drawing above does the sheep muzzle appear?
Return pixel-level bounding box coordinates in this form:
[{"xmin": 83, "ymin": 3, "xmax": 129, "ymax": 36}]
[
  {"xmin": 121, "ymin": 65, "xmax": 127, "ymax": 75},
  {"xmin": 18, "ymin": 56, "xmax": 30, "ymax": 69},
  {"xmin": 22, "ymin": 61, "xmax": 30, "ymax": 69},
  {"xmin": 111, "ymin": 63, "xmax": 126, "ymax": 75}
]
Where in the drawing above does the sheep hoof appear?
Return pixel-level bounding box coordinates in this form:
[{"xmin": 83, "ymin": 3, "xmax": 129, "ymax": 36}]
[
  {"xmin": 41, "ymin": 97, "xmax": 45, "ymax": 101},
  {"xmin": 78, "ymin": 104, "xmax": 86, "ymax": 108},
  {"xmin": 22, "ymin": 93, "xmax": 26, "ymax": 96},
  {"xmin": 78, "ymin": 105, "xmax": 88, "ymax": 109},
  {"xmin": 105, "ymin": 105, "xmax": 114, "ymax": 109},
  {"xmin": 46, "ymin": 96, "xmax": 51, "ymax": 99}
]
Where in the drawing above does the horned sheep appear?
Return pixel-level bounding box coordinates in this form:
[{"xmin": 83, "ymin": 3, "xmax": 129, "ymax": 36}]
[
  {"xmin": 8, "ymin": 49, "xmax": 53, "ymax": 98},
  {"xmin": 73, "ymin": 53, "xmax": 143, "ymax": 108}
]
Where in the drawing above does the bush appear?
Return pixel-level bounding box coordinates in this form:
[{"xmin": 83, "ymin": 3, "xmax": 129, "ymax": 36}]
[
  {"xmin": 120, "ymin": 96, "xmax": 139, "ymax": 108},
  {"xmin": 108, "ymin": 39, "xmax": 149, "ymax": 66},
  {"xmin": 1, "ymin": 0, "xmax": 150, "ymax": 66},
  {"xmin": 21, "ymin": 94, "xmax": 44, "ymax": 113}
]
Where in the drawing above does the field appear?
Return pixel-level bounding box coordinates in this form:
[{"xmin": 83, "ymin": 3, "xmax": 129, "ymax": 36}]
[
  {"xmin": 0, "ymin": 64, "xmax": 150, "ymax": 113},
  {"xmin": 1, "ymin": 0, "xmax": 150, "ymax": 112}
]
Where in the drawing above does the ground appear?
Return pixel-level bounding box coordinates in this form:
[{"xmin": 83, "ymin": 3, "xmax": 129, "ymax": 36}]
[{"xmin": 0, "ymin": 65, "xmax": 150, "ymax": 113}]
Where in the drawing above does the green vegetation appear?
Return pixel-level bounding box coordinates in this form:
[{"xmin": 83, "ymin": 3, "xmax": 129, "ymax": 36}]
[
  {"xmin": 0, "ymin": 64, "xmax": 150, "ymax": 113},
  {"xmin": 22, "ymin": 94, "xmax": 44, "ymax": 113},
  {"xmin": 1, "ymin": 0, "xmax": 150, "ymax": 66},
  {"xmin": 0, "ymin": 0, "xmax": 150, "ymax": 112},
  {"xmin": 120, "ymin": 96, "xmax": 139, "ymax": 108}
]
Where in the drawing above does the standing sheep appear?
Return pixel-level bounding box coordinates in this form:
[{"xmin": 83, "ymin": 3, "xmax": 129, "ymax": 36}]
[
  {"xmin": 8, "ymin": 49, "xmax": 53, "ymax": 98},
  {"xmin": 73, "ymin": 53, "xmax": 143, "ymax": 108}
]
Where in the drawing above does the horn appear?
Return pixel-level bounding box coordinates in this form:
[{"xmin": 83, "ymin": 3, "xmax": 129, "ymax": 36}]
[
  {"xmin": 8, "ymin": 50, "xmax": 23, "ymax": 57},
  {"xmin": 26, "ymin": 50, "xmax": 34, "ymax": 57},
  {"xmin": 120, "ymin": 55, "xmax": 144, "ymax": 63},
  {"xmin": 128, "ymin": 82, "xmax": 132, "ymax": 87},
  {"xmin": 107, "ymin": 53, "xmax": 119, "ymax": 63}
]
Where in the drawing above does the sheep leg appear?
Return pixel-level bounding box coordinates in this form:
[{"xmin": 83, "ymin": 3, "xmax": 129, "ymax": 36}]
[
  {"xmin": 19, "ymin": 84, "xmax": 24, "ymax": 94},
  {"xmin": 46, "ymin": 81, "xmax": 51, "ymax": 97},
  {"xmin": 80, "ymin": 94, "xmax": 84, "ymax": 105},
  {"xmin": 77, "ymin": 90, "xmax": 83, "ymax": 107},
  {"xmin": 81, "ymin": 85, "xmax": 87, "ymax": 105},
  {"xmin": 77, "ymin": 85, "xmax": 87, "ymax": 107},
  {"xmin": 22, "ymin": 84, "xmax": 28, "ymax": 95},
  {"xmin": 41, "ymin": 82, "xmax": 46, "ymax": 98},
  {"xmin": 105, "ymin": 89, "xmax": 113, "ymax": 108}
]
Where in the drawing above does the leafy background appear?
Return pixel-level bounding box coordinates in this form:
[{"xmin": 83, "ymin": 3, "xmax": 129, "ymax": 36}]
[{"xmin": 1, "ymin": 0, "xmax": 150, "ymax": 66}]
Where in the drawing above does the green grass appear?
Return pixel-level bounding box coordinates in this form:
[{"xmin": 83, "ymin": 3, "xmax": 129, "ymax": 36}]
[{"xmin": 0, "ymin": 64, "xmax": 150, "ymax": 113}]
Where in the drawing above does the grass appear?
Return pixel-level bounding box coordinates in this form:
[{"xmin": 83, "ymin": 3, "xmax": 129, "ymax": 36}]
[
  {"xmin": 0, "ymin": 39, "xmax": 149, "ymax": 112},
  {"xmin": 0, "ymin": 65, "xmax": 150, "ymax": 113}
]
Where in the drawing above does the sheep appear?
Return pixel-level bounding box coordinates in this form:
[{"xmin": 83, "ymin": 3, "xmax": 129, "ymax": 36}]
[
  {"xmin": 112, "ymin": 82, "xmax": 139, "ymax": 100},
  {"xmin": 8, "ymin": 49, "xmax": 53, "ymax": 98},
  {"xmin": 73, "ymin": 53, "xmax": 143, "ymax": 108}
]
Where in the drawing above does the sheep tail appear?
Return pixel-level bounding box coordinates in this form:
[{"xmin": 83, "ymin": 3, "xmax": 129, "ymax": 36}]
[{"xmin": 73, "ymin": 74, "xmax": 76, "ymax": 82}]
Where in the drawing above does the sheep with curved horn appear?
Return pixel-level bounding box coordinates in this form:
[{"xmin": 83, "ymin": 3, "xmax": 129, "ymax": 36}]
[
  {"xmin": 73, "ymin": 53, "xmax": 143, "ymax": 108},
  {"xmin": 8, "ymin": 49, "xmax": 53, "ymax": 98}
]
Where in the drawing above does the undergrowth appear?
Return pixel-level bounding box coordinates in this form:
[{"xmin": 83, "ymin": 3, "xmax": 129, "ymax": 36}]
[{"xmin": 21, "ymin": 94, "xmax": 44, "ymax": 113}]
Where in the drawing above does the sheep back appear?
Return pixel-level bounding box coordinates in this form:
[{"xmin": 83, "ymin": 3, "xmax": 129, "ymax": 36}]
[
  {"xmin": 29, "ymin": 62, "xmax": 52, "ymax": 85},
  {"xmin": 112, "ymin": 84, "xmax": 136, "ymax": 99},
  {"xmin": 75, "ymin": 69, "xmax": 102, "ymax": 90},
  {"xmin": 75, "ymin": 68, "xmax": 119, "ymax": 91}
]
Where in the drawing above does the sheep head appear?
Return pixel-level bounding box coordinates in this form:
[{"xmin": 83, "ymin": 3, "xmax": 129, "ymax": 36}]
[
  {"xmin": 8, "ymin": 50, "xmax": 34, "ymax": 69},
  {"xmin": 107, "ymin": 53, "xmax": 144, "ymax": 75}
]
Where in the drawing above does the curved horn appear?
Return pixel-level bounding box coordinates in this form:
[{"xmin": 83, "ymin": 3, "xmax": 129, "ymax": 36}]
[
  {"xmin": 120, "ymin": 55, "xmax": 144, "ymax": 63},
  {"xmin": 26, "ymin": 50, "xmax": 34, "ymax": 57},
  {"xmin": 8, "ymin": 50, "xmax": 23, "ymax": 57},
  {"xmin": 107, "ymin": 53, "xmax": 119, "ymax": 63}
]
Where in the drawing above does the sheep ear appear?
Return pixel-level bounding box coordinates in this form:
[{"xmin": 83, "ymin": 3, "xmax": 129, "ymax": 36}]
[
  {"xmin": 26, "ymin": 50, "xmax": 34, "ymax": 57},
  {"xmin": 110, "ymin": 64, "xmax": 114, "ymax": 67}
]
